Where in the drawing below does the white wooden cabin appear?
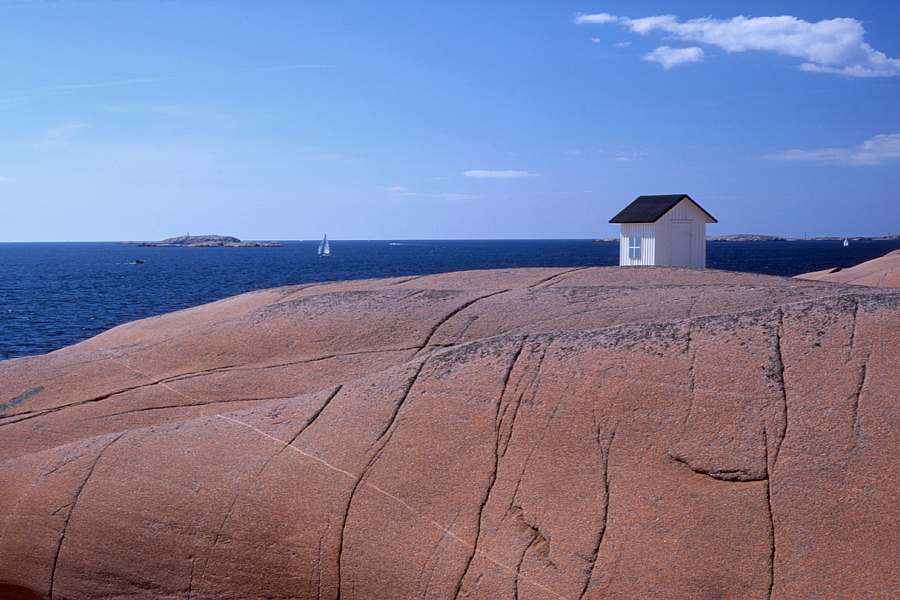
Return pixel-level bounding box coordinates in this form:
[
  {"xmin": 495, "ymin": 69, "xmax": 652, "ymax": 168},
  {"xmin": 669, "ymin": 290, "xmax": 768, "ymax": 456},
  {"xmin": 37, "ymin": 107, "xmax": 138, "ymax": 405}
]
[{"xmin": 609, "ymin": 194, "xmax": 717, "ymax": 267}]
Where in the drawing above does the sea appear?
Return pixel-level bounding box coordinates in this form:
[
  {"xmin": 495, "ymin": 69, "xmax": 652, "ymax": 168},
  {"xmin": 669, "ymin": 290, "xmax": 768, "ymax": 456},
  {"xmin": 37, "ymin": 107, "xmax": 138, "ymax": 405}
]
[{"xmin": 2, "ymin": 239, "xmax": 899, "ymax": 361}]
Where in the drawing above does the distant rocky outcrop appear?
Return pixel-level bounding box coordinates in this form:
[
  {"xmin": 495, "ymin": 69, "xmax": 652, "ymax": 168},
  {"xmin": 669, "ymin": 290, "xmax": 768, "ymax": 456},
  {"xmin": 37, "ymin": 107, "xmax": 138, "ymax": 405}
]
[
  {"xmin": 136, "ymin": 234, "xmax": 281, "ymax": 247},
  {"xmin": 707, "ymin": 234, "xmax": 787, "ymax": 242},
  {"xmin": 1, "ymin": 267, "xmax": 898, "ymax": 599},
  {"xmin": 799, "ymin": 235, "xmax": 900, "ymax": 241},
  {"xmin": 797, "ymin": 249, "xmax": 900, "ymax": 288}
]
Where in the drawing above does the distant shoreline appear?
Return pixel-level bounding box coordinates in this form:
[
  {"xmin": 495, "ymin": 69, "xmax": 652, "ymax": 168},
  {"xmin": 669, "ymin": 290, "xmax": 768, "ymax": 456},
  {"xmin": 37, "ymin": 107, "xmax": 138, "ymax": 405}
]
[
  {"xmin": 3, "ymin": 235, "xmax": 899, "ymax": 244},
  {"xmin": 709, "ymin": 234, "xmax": 900, "ymax": 242},
  {"xmin": 122, "ymin": 235, "xmax": 282, "ymax": 248}
]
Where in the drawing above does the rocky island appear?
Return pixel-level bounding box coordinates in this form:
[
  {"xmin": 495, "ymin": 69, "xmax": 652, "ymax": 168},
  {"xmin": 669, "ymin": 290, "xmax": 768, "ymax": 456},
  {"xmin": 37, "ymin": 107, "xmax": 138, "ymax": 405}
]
[
  {"xmin": 1, "ymin": 265, "xmax": 898, "ymax": 599},
  {"xmin": 135, "ymin": 234, "xmax": 281, "ymax": 247},
  {"xmin": 707, "ymin": 233, "xmax": 787, "ymax": 242}
]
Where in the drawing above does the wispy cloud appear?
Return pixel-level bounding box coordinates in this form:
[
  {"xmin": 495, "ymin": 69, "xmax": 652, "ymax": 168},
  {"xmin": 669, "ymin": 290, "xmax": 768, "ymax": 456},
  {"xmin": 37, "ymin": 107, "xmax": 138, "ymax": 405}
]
[
  {"xmin": 643, "ymin": 46, "xmax": 704, "ymax": 69},
  {"xmin": 0, "ymin": 77, "xmax": 164, "ymax": 107},
  {"xmin": 463, "ymin": 169, "xmax": 537, "ymax": 179},
  {"xmin": 386, "ymin": 185, "xmax": 476, "ymax": 200},
  {"xmin": 590, "ymin": 37, "xmax": 602, "ymax": 44},
  {"xmin": 429, "ymin": 192, "xmax": 477, "ymax": 200},
  {"xmin": 612, "ymin": 151, "xmax": 646, "ymax": 162},
  {"xmin": 767, "ymin": 133, "xmax": 900, "ymax": 165},
  {"xmin": 0, "ymin": 62, "xmax": 328, "ymax": 109},
  {"xmin": 102, "ymin": 103, "xmax": 233, "ymax": 126},
  {"xmin": 614, "ymin": 41, "xmax": 632, "ymax": 48},
  {"xmin": 258, "ymin": 63, "xmax": 334, "ymax": 72},
  {"xmin": 387, "ymin": 185, "xmax": 415, "ymax": 196},
  {"xmin": 31, "ymin": 121, "xmax": 91, "ymax": 150},
  {"xmin": 575, "ymin": 13, "xmax": 900, "ymax": 77},
  {"xmin": 574, "ymin": 13, "xmax": 618, "ymax": 25}
]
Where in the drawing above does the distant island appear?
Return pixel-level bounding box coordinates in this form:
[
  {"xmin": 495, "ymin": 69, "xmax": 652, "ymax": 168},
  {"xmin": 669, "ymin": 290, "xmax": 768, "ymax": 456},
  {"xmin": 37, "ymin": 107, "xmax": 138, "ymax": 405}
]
[
  {"xmin": 131, "ymin": 235, "xmax": 281, "ymax": 248},
  {"xmin": 708, "ymin": 234, "xmax": 900, "ymax": 242},
  {"xmin": 708, "ymin": 234, "xmax": 787, "ymax": 242},
  {"xmin": 797, "ymin": 235, "xmax": 900, "ymax": 241}
]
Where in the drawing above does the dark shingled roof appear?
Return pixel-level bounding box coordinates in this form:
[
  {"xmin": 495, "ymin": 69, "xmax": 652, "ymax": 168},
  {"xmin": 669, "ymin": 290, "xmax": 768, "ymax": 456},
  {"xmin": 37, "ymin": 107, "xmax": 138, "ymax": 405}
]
[{"xmin": 609, "ymin": 194, "xmax": 718, "ymax": 224}]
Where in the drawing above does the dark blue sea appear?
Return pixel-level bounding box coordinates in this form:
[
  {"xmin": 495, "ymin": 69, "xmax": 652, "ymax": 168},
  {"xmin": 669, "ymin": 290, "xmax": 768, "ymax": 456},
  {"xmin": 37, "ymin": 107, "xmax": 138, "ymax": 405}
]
[{"xmin": 2, "ymin": 239, "xmax": 899, "ymax": 360}]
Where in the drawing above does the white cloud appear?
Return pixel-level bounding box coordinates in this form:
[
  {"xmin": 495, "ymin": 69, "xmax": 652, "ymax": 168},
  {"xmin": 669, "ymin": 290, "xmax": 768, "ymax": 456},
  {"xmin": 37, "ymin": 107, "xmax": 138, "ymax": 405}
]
[
  {"xmin": 643, "ymin": 46, "xmax": 704, "ymax": 69},
  {"xmin": 612, "ymin": 151, "xmax": 646, "ymax": 162},
  {"xmin": 591, "ymin": 37, "xmax": 601, "ymax": 44},
  {"xmin": 259, "ymin": 63, "xmax": 333, "ymax": 71},
  {"xmin": 574, "ymin": 13, "xmax": 618, "ymax": 25},
  {"xmin": 463, "ymin": 169, "xmax": 537, "ymax": 179},
  {"xmin": 767, "ymin": 133, "xmax": 900, "ymax": 165},
  {"xmin": 30, "ymin": 121, "xmax": 91, "ymax": 150},
  {"xmin": 614, "ymin": 41, "xmax": 632, "ymax": 48},
  {"xmin": 45, "ymin": 121, "xmax": 90, "ymax": 140},
  {"xmin": 385, "ymin": 186, "xmax": 476, "ymax": 200},
  {"xmin": 429, "ymin": 192, "xmax": 477, "ymax": 200},
  {"xmin": 575, "ymin": 13, "xmax": 900, "ymax": 77}
]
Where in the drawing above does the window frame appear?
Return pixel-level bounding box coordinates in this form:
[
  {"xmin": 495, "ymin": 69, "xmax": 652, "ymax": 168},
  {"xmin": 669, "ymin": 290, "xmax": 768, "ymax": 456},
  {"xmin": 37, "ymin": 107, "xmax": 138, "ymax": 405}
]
[{"xmin": 628, "ymin": 235, "xmax": 642, "ymax": 260}]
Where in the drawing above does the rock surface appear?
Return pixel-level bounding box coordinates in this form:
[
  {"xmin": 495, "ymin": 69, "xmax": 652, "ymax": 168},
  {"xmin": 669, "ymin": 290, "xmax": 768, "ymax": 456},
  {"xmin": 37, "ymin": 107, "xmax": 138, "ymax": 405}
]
[
  {"xmin": 1, "ymin": 267, "xmax": 898, "ymax": 600},
  {"xmin": 137, "ymin": 234, "xmax": 281, "ymax": 247},
  {"xmin": 797, "ymin": 249, "xmax": 900, "ymax": 288}
]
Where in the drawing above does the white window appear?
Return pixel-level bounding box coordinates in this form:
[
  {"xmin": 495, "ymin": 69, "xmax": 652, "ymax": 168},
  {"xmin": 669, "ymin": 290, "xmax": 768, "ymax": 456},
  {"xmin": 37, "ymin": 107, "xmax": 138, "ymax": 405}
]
[{"xmin": 628, "ymin": 235, "xmax": 641, "ymax": 260}]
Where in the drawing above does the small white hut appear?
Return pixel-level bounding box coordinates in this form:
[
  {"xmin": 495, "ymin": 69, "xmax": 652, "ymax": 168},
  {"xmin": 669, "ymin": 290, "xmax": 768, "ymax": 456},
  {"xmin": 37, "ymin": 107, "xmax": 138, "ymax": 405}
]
[{"xmin": 609, "ymin": 194, "xmax": 717, "ymax": 267}]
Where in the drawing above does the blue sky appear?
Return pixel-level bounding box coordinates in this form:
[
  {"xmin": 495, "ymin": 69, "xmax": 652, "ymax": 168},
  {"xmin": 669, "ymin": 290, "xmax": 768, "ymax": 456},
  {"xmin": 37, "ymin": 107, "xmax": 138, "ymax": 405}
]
[{"xmin": 1, "ymin": 0, "xmax": 899, "ymax": 241}]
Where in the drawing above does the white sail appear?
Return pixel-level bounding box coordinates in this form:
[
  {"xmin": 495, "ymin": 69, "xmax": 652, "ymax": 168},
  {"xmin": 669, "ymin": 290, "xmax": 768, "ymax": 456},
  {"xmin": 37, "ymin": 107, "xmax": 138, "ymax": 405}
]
[
  {"xmin": 843, "ymin": 238, "xmax": 849, "ymax": 247},
  {"xmin": 318, "ymin": 234, "xmax": 330, "ymax": 256}
]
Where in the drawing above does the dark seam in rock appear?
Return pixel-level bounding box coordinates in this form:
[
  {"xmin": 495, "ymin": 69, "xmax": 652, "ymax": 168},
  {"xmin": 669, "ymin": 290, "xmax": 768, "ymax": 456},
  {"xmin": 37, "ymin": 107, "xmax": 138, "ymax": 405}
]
[
  {"xmin": 451, "ymin": 338, "xmax": 526, "ymax": 599},
  {"xmin": 190, "ymin": 385, "xmax": 342, "ymax": 599},
  {"xmin": 578, "ymin": 425, "xmax": 617, "ymax": 600},
  {"xmin": 315, "ymin": 527, "xmax": 324, "ymax": 600},
  {"xmin": 851, "ymin": 358, "xmax": 868, "ymax": 444},
  {"xmin": 528, "ymin": 266, "xmax": 591, "ymax": 289},
  {"xmin": 418, "ymin": 511, "xmax": 460, "ymax": 599},
  {"xmin": 770, "ymin": 310, "xmax": 788, "ymax": 470},
  {"xmin": 1, "ymin": 348, "xmax": 417, "ymax": 426},
  {"xmin": 336, "ymin": 362, "xmax": 427, "ymax": 600},
  {"xmin": 848, "ymin": 297, "xmax": 861, "ymax": 360},
  {"xmin": 685, "ymin": 292, "xmax": 700, "ymax": 320},
  {"xmin": 669, "ymin": 454, "xmax": 768, "ymax": 482},
  {"xmin": 368, "ymin": 361, "xmax": 427, "ymax": 453},
  {"xmin": 515, "ymin": 530, "xmax": 541, "ymax": 600},
  {"xmin": 48, "ymin": 432, "xmax": 126, "ymax": 600},
  {"xmin": 95, "ymin": 395, "xmax": 300, "ymax": 419},
  {"xmin": 389, "ymin": 274, "xmax": 428, "ymax": 286},
  {"xmin": 509, "ymin": 388, "xmax": 560, "ymax": 514},
  {"xmin": 763, "ymin": 425, "xmax": 777, "ymax": 600},
  {"xmin": 499, "ymin": 336, "xmax": 534, "ymax": 458},
  {"xmin": 191, "ymin": 347, "xmax": 420, "ymax": 377},
  {"xmin": 682, "ymin": 322, "xmax": 697, "ymax": 427},
  {"xmin": 415, "ymin": 290, "xmax": 510, "ymax": 355},
  {"xmin": 278, "ymin": 385, "xmax": 343, "ymax": 455}
]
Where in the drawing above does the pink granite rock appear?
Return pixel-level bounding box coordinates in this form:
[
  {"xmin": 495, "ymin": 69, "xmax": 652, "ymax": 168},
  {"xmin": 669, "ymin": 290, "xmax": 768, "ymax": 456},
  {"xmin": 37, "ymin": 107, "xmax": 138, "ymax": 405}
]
[
  {"xmin": 1, "ymin": 267, "xmax": 898, "ymax": 599},
  {"xmin": 797, "ymin": 249, "xmax": 900, "ymax": 288}
]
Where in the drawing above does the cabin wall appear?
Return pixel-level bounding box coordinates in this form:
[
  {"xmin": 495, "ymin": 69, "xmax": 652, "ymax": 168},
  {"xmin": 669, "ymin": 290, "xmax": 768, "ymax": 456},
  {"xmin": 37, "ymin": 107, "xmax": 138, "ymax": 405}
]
[
  {"xmin": 619, "ymin": 223, "xmax": 656, "ymax": 266},
  {"xmin": 655, "ymin": 199, "xmax": 708, "ymax": 267}
]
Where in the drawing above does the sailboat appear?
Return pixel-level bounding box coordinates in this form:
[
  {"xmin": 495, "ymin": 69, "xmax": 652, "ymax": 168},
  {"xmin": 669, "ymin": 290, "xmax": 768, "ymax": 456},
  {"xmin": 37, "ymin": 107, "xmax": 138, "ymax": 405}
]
[
  {"xmin": 843, "ymin": 238, "xmax": 849, "ymax": 247},
  {"xmin": 317, "ymin": 234, "xmax": 331, "ymax": 257}
]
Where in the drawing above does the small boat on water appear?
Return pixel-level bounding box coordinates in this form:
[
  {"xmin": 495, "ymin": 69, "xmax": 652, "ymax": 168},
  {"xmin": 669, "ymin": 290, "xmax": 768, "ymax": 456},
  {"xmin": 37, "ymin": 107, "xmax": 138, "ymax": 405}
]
[
  {"xmin": 843, "ymin": 238, "xmax": 849, "ymax": 247},
  {"xmin": 318, "ymin": 234, "xmax": 331, "ymax": 257}
]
